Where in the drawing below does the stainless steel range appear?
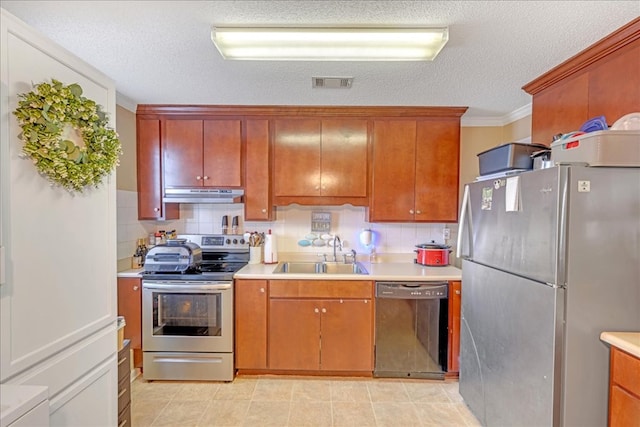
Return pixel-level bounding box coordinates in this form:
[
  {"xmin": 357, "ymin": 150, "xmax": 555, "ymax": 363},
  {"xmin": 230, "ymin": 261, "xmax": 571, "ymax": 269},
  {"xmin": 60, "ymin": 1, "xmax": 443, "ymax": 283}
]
[{"xmin": 141, "ymin": 234, "xmax": 248, "ymax": 381}]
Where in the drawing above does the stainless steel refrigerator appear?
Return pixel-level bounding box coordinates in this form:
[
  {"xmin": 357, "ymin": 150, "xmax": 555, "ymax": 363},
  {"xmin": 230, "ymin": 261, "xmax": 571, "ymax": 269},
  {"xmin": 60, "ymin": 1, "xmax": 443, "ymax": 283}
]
[{"xmin": 456, "ymin": 165, "xmax": 640, "ymax": 427}]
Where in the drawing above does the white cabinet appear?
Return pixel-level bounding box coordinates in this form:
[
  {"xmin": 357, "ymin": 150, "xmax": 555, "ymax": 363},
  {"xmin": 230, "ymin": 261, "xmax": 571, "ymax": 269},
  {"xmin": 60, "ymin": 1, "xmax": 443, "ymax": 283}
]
[
  {"xmin": 1, "ymin": 9, "xmax": 117, "ymax": 425},
  {"xmin": 0, "ymin": 385, "xmax": 49, "ymax": 427}
]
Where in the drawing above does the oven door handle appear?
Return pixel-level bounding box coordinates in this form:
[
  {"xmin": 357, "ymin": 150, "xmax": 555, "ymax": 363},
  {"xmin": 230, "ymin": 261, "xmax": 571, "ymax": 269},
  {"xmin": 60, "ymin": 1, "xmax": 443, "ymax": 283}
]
[{"xmin": 143, "ymin": 282, "xmax": 231, "ymax": 292}]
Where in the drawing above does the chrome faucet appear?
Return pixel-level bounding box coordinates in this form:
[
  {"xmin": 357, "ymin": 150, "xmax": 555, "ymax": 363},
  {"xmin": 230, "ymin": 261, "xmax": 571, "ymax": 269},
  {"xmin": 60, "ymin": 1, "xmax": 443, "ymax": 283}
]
[{"xmin": 333, "ymin": 235, "xmax": 343, "ymax": 262}]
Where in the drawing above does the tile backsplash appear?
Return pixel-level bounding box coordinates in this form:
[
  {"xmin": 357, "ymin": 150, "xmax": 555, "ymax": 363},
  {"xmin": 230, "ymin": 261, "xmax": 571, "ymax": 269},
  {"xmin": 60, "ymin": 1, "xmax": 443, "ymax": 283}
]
[{"xmin": 116, "ymin": 190, "xmax": 459, "ymax": 270}]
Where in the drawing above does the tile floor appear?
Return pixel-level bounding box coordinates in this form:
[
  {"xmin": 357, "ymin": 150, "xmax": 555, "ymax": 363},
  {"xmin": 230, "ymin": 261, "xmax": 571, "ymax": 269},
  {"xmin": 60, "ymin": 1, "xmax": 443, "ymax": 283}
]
[{"xmin": 131, "ymin": 375, "xmax": 481, "ymax": 426}]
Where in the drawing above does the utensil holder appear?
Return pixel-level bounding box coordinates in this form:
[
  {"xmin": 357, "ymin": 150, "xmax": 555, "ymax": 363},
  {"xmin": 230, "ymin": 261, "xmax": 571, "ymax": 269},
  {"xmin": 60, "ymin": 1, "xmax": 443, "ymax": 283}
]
[{"xmin": 249, "ymin": 246, "xmax": 262, "ymax": 264}]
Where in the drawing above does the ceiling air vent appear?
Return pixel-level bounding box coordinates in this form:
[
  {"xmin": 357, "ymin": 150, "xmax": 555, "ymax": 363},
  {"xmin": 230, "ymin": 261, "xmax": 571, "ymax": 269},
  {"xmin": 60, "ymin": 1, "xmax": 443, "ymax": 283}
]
[{"xmin": 312, "ymin": 77, "xmax": 353, "ymax": 89}]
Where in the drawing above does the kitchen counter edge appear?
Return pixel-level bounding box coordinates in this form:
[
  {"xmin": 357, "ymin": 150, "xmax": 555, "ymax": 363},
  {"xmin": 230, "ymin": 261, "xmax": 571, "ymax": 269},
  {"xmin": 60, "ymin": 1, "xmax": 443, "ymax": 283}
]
[
  {"xmin": 234, "ymin": 262, "xmax": 462, "ymax": 281},
  {"xmin": 117, "ymin": 263, "xmax": 462, "ymax": 281},
  {"xmin": 600, "ymin": 331, "xmax": 640, "ymax": 359}
]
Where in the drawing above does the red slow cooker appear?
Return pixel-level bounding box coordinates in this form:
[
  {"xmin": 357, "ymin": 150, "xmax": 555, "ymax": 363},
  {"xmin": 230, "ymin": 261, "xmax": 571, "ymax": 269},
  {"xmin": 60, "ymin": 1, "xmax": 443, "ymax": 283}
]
[{"xmin": 415, "ymin": 242, "xmax": 451, "ymax": 266}]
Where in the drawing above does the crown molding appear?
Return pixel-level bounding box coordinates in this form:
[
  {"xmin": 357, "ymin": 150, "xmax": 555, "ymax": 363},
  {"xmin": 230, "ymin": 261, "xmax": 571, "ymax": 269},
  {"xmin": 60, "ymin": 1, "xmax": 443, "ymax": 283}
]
[
  {"xmin": 461, "ymin": 103, "xmax": 532, "ymax": 127},
  {"xmin": 116, "ymin": 92, "xmax": 137, "ymax": 112}
]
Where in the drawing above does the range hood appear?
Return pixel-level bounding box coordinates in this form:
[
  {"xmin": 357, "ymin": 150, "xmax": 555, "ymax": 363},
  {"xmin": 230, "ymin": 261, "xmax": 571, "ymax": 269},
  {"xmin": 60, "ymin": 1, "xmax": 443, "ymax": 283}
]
[{"xmin": 163, "ymin": 188, "xmax": 244, "ymax": 204}]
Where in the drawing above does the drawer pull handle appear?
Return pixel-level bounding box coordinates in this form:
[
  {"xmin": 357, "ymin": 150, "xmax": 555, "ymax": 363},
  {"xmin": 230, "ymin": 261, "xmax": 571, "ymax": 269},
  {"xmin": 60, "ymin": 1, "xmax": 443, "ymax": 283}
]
[
  {"xmin": 118, "ymin": 388, "xmax": 127, "ymax": 398},
  {"xmin": 118, "ymin": 357, "xmax": 127, "ymax": 366},
  {"xmin": 455, "ymin": 290, "xmax": 461, "ymax": 295}
]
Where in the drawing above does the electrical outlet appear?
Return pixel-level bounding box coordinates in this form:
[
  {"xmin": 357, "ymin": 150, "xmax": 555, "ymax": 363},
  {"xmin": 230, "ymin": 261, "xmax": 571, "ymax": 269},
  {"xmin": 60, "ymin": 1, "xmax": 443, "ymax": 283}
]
[{"xmin": 443, "ymin": 228, "xmax": 450, "ymax": 240}]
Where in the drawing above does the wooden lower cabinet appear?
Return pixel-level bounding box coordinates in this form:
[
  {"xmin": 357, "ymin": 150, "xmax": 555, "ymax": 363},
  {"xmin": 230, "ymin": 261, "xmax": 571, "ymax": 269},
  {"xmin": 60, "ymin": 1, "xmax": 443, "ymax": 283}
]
[
  {"xmin": 448, "ymin": 280, "xmax": 461, "ymax": 374},
  {"xmin": 117, "ymin": 340, "xmax": 131, "ymax": 427},
  {"xmin": 117, "ymin": 277, "xmax": 142, "ymax": 369},
  {"xmin": 609, "ymin": 346, "xmax": 640, "ymax": 426},
  {"xmin": 235, "ymin": 280, "xmax": 268, "ymax": 369},
  {"xmin": 269, "ymin": 297, "xmax": 373, "ymax": 372}
]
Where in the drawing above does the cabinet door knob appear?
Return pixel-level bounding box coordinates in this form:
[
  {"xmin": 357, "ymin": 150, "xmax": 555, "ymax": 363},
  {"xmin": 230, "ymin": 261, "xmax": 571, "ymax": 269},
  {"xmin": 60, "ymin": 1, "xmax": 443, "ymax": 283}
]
[
  {"xmin": 196, "ymin": 175, "xmax": 202, "ymax": 180},
  {"xmin": 416, "ymin": 210, "xmax": 422, "ymax": 214},
  {"xmin": 133, "ymin": 285, "xmax": 139, "ymax": 291},
  {"xmin": 409, "ymin": 209, "xmax": 415, "ymax": 214},
  {"xmin": 455, "ymin": 290, "xmax": 461, "ymax": 295},
  {"xmin": 261, "ymin": 208, "xmax": 267, "ymax": 213},
  {"xmin": 315, "ymin": 185, "xmax": 320, "ymax": 190},
  {"xmin": 322, "ymin": 308, "xmax": 327, "ymax": 313},
  {"xmin": 260, "ymin": 287, "xmax": 265, "ymax": 293},
  {"xmin": 154, "ymin": 207, "xmax": 160, "ymax": 212},
  {"xmin": 203, "ymin": 176, "xmax": 209, "ymax": 180},
  {"xmin": 314, "ymin": 308, "xmax": 319, "ymax": 313}
]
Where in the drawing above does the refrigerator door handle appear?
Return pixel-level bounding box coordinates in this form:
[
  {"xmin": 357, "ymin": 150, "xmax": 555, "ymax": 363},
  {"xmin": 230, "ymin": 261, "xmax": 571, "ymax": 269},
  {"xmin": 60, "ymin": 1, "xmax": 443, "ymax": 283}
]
[{"xmin": 457, "ymin": 184, "xmax": 473, "ymax": 259}]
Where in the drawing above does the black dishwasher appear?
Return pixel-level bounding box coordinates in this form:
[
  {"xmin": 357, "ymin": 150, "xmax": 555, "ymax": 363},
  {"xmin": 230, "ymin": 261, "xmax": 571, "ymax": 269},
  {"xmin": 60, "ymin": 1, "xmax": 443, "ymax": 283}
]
[{"xmin": 374, "ymin": 281, "xmax": 449, "ymax": 379}]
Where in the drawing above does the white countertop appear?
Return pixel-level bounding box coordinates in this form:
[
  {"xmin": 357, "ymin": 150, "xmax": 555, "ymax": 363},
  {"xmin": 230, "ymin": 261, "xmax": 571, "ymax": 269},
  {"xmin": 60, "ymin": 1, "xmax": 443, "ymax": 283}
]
[
  {"xmin": 117, "ymin": 268, "xmax": 144, "ymax": 278},
  {"xmin": 235, "ymin": 261, "xmax": 462, "ymax": 281},
  {"xmin": 117, "ymin": 262, "xmax": 462, "ymax": 281},
  {"xmin": 600, "ymin": 332, "xmax": 640, "ymax": 359},
  {"xmin": 0, "ymin": 384, "xmax": 48, "ymax": 427}
]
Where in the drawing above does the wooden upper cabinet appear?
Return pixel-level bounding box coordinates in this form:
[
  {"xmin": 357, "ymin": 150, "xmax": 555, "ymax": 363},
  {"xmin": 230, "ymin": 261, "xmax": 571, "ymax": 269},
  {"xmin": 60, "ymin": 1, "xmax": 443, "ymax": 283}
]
[
  {"xmin": 371, "ymin": 120, "xmax": 416, "ymax": 222},
  {"xmin": 320, "ymin": 119, "xmax": 368, "ymax": 197},
  {"xmin": 273, "ymin": 118, "xmax": 369, "ymax": 204},
  {"xmin": 244, "ymin": 120, "xmax": 272, "ymax": 221},
  {"xmin": 163, "ymin": 119, "xmax": 241, "ymax": 188},
  {"xmin": 370, "ymin": 119, "xmax": 460, "ymax": 222},
  {"xmin": 523, "ymin": 19, "xmax": 640, "ymax": 144},
  {"xmin": 203, "ymin": 120, "xmax": 242, "ymax": 187},
  {"xmin": 273, "ymin": 119, "xmax": 322, "ymax": 197},
  {"xmin": 415, "ymin": 120, "xmax": 460, "ymax": 222},
  {"xmin": 588, "ymin": 40, "xmax": 640, "ymax": 123},
  {"xmin": 530, "ymin": 73, "xmax": 590, "ymax": 144},
  {"xmin": 163, "ymin": 119, "xmax": 203, "ymax": 187},
  {"xmin": 136, "ymin": 118, "xmax": 179, "ymax": 220}
]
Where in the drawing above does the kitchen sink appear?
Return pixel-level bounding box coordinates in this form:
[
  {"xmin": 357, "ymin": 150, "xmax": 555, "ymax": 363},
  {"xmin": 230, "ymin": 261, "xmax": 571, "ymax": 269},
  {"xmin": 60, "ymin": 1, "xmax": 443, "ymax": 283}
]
[{"xmin": 273, "ymin": 261, "xmax": 369, "ymax": 275}]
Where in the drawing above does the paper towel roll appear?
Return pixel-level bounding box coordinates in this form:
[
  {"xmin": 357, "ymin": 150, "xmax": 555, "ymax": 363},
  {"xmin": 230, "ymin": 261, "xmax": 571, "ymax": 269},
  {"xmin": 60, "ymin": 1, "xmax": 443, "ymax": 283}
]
[{"xmin": 263, "ymin": 230, "xmax": 278, "ymax": 264}]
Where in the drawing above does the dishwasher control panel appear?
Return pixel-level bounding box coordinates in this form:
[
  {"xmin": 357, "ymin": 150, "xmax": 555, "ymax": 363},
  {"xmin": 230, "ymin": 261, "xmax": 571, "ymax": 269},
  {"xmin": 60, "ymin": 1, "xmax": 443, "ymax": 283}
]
[{"xmin": 375, "ymin": 282, "xmax": 448, "ymax": 299}]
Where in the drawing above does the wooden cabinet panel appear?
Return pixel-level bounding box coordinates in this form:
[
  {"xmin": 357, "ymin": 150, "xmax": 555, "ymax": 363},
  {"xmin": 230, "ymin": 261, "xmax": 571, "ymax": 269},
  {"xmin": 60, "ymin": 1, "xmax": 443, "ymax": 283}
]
[
  {"xmin": 448, "ymin": 281, "xmax": 461, "ymax": 373},
  {"xmin": 136, "ymin": 118, "xmax": 179, "ymax": 220},
  {"xmin": 163, "ymin": 119, "xmax": 242, "ymax": 188},
  {"xmin": 608, "ymin": 346, "xmax": 640, "ymax": 426},
  {"xmin": 203, "ymin": 120, "xmax": 242, "ymax": 187},
  {"xmin": 163, "ymin": 119, "xmax": 203, "ymax": 187},
  {"xmin": 612, "ymin": 347, "xmax": 640, "ymax": 398},
  {"xmin": 320, "ymin": 119, "xmax": 368, "ymax": 197},
  {"xmin": 588, "ymin": 41, "xmax": 640, "ymax": 124},
  {"xmin": 531, "ymin": 73, "xmax": 589, "ymax": 144},
  {"xmin": 273, "ymin": 118, "xmax": 369, "ymax": 203},
  {"xmin": 525, "ymin": 19, "xmax": 640, "ymax": 144},
  {"xmin": 273, "ymin": 119, "xmax": 322, "ymax": 196},
  {"xmin": 269, "ymin": 299, "xmax": 321, "ymax": 370},
  {"xmin": 370, "ymin": 120, "xmax": 416, "ymax": 221},
  {"xmin": 320, "ymin": 299, "xmax": 373, "ymax": 371},
  {"xmin": 268, "ymin": 280, "xmax": 374, "ymax": 372},
  {"xmin": 269, "ymin": 280, "xmax": 373, "ymax": 299},
  {"xmin": 415, "ymin": 121, "xmax": 460, "ymax": 222},
  {"xmin": 244, "ymin": 120, "xmax": 272, "ymax": 221},
  {"xmin": 117, "ymin": 278, "xmax": 142, "ymax": 368},
  {"xmin": 235, "ymin": 280, "xmax": 268, "ymax": 369},
  {"xmin": 610, "ymin": 385, "xmax": 640, "ymax": 427}
]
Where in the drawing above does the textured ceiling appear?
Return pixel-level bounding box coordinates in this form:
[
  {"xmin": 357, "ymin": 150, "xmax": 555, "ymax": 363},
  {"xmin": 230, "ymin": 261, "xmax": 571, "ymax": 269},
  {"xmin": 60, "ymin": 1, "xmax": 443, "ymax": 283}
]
[{"xmin": 2, "ymin": 1, "xmax": 639, "ymax": 123}]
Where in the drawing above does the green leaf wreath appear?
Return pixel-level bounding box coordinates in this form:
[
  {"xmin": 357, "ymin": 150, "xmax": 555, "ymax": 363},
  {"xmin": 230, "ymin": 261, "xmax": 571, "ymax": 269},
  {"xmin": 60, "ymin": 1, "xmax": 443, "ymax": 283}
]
[{"xmin": 13, "ymin": 79, "xmax": 122, "ymax": 192}]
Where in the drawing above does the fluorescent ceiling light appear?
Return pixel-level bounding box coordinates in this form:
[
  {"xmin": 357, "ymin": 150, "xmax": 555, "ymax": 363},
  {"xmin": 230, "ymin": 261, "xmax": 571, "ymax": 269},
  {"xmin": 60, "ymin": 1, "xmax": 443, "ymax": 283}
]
[{"xmin": 211, "ymin": 27, "xmax": 449, "ymax": 61}]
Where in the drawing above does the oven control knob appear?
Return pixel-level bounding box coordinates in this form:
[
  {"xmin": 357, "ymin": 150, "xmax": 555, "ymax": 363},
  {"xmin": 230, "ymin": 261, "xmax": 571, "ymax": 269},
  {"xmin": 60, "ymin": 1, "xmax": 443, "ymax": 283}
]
[
  {"xmin": 233, "ymin": 239, "xmax": 238, "ymax": 244},
  {"xmin": 240, "ymin": 239, "xmax": 245, "ymax": 244},
  {"xmin": 226, "ymin": 239, "xmax": 231, "ymax": 244}
]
